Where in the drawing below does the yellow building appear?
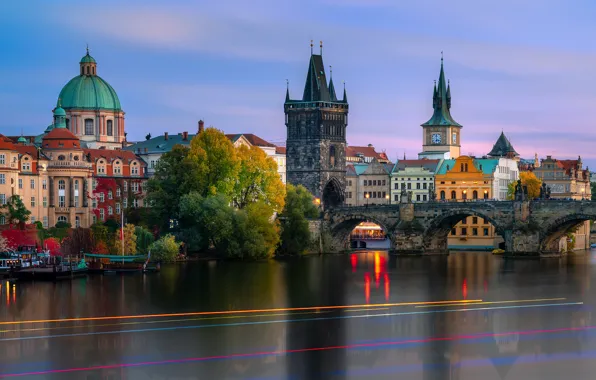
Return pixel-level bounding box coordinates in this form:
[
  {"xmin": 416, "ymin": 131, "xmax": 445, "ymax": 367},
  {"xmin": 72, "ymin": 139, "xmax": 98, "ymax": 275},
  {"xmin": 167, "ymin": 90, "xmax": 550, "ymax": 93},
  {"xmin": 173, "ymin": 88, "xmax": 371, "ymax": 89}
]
[{"xmin": 435, "ymin": 156, "xmax": 502, "ymax": 250}]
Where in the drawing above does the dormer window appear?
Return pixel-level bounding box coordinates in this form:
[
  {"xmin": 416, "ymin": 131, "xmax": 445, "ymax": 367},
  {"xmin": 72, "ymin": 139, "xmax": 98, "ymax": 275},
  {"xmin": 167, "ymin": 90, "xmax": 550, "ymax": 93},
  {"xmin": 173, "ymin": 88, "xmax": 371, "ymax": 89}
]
[
  {"xmin": 21, "ymin": 157, "xmax": 31, "ymax": 172},
  {"xmin": 97, "ymin": 159, "xmax": 106, "ymax": 174},
  {"xmin": 131, "ymin": 161, "xmax": 139, "ymax": 175},
  {"xmin": 113, "ymin": 160, "xmax": 122, "ymax": 175},
  {"xmin": 58, "ymin": 155, "xmax": 65, "ymax": 161}
]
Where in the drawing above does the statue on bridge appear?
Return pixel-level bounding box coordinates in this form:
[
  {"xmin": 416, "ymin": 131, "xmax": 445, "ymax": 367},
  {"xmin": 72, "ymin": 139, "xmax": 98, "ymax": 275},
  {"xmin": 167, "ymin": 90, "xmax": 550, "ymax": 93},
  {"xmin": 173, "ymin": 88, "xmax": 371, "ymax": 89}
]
[
  {"xmin": 428, "ymin": 183, "xmax": 436, "ymax": 202},
  {"xmin": 514, "ymin": 179, "xmax": 528, "ymax": 201},
  {"xmin": 399, "ymin": 188, "xmax": 412, "ymax": 204},
  {"xmin": 539, "ymin": 182, "xmax": 552, "ymax": 200}
]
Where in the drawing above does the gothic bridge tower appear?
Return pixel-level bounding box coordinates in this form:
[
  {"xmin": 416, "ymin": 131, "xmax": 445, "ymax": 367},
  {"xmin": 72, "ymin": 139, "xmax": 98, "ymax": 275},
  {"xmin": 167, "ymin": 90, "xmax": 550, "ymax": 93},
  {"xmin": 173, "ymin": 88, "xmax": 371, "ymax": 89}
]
[{"xmin": 284, "ymin": 43, "xmax": 349, "ymax": 208}]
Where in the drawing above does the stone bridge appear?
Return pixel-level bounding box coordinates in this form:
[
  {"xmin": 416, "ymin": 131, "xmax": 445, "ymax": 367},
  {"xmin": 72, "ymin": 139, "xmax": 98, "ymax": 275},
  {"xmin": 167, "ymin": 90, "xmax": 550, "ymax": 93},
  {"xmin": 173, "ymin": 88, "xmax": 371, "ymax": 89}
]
[{"xmin": 321, "ymin": 200, "xmax": 596, "ymax": 255}]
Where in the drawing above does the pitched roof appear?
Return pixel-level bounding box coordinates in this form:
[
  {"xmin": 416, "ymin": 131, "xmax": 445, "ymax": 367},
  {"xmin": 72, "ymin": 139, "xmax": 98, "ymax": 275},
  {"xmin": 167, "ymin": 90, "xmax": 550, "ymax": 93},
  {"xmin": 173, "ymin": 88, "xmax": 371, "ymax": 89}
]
[
  {"xmin": 0, "ymin": 134, "xmax": 17, "ymax": 151},
  {"xmin": 275, "ymin": 146, "xmax": 286, "ymax": 154},
  {"xmin": 14, "ymin": 145, "xmax": 41, "ymax": 158},
  {"xmin": 488, "ymin": 132, "xmax": 519, "ymax": 157},
  {"xmin": 230, "ymin": 134, "xmax": 275, "ymax": 148},
  {"xmin": 84, "ymin": 148, "xmax": 144, "ymax": 164},
  {"xmin": 421, "ymin": 58, "xmax": 462, "ymax": 128},
  {"xmin": 41, "ymin": 128, "xmax": 81, "ymax": 149},
  {"xmin": 392, "ymin": 159, "xmax": 441, "ymax": 173},
  {"xmin": 302, "ymin": 54, "xmax": 330, "ymax": 102},
  {"xmin": 346, "ymin": 146, "xmax": 387, "ymax": 161},
  {"xmin": 124, "ymin": 133, "xmax": 193, "ymax": 154}
]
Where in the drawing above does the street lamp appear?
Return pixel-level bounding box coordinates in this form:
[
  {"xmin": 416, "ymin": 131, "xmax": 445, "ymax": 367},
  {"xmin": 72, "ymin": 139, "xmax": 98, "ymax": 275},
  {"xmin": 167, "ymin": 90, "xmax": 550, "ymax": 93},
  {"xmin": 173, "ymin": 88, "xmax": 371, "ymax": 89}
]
[
  {"xmin": 365, "ymin": 192, "xmax": 370, "ymax": 207},
  {"xmin": 462, "ymin": 189, "xmax": 467, "ymax": 201},
  {"xmin": 385, "ymin": 194, "xmax": 390, "ymax": 205}
]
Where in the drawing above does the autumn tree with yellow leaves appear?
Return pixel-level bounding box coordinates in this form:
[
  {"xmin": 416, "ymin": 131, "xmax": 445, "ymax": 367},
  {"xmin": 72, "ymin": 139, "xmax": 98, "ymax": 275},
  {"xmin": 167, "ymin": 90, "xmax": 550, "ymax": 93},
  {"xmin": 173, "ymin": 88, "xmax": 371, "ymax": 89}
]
[{"xmin": 507, "ymin": 171, "xmax": 542, "ymax": 200}]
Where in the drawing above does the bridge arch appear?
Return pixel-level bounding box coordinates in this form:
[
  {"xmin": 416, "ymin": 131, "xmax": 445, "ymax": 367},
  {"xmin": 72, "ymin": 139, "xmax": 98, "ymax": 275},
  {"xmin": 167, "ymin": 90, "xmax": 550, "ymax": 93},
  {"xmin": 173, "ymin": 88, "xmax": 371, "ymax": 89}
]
[
  {"xmin": 322, "ymin": 177, "xmax": 344, "ymax": 209},
  {"xmin": 329, "ymin": 214, "xmax": 394, "ymax": 251},
  {"xmin": 422, "ymin": 208, "xmax": 505, "ymax": 253},
  {"xmin": 540, "ymin": 213, "xmax": 595, "ymax": 252}
]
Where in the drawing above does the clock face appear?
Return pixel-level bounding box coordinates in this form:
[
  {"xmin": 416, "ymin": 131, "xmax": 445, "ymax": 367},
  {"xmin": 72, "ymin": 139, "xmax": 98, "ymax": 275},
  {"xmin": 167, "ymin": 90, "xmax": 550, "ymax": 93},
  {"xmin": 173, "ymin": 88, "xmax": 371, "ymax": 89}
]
[
  {"xmin": 431, "ymin": 133, "xmax": 442, "ymax": 144},
  {"xmin": 452, "ymin": 133, "xmax": 457, "ymax": 144}
]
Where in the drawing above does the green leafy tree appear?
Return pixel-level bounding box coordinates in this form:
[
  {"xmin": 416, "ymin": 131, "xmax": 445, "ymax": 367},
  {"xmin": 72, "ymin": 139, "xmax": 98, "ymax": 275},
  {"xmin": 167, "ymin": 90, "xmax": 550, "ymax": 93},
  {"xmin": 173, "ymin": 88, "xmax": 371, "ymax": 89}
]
[
  {"xmin": 177, "ymin": 191, "xmax": 208, "ymax": 251},
  {"xmin": 135, "ymin": 226, "xmax": 154, "ymax": 254},
  {"xmin": 232, "ymin": 144, "xmax": 285, "ymax": 212},
  {"xmin": 146, "ymin": 145, "xmax": 196, "ymax": 231},
  {"xmin": 227, "ymin": 202, "xmax": 280, "ymax": 259},
  {"xmin": 3, "ymin": 195, "xmax": 31, "ymax": 228},
  {"xmin": 149, "ymin": 234, "xmax": 181, "ymax": 263},
  {"xmin": 278, "ymin": 184, "xmax": 319, "ymax": 255},
  {"xmin": 187, "ymin": 127, "xmax": 239, "ymax": 197}
]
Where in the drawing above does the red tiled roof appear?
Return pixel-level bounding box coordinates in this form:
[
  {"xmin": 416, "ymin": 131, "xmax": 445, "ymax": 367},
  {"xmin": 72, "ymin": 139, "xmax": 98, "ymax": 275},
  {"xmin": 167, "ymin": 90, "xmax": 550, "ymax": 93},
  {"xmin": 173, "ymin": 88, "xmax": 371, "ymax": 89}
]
[
  {"xmin": 14, "ymin": 145, "xmax": 39, "ymax": 158},
  {"xmin": 556, "ymin": 160, "xmax": 578, "ymax": 171},
  {"xmin": 275, "ymin": 146, "xmax": 286, "ymax": 154},
  {"xmin": 42, "ymin": 128, "xmax": 81, "ymax": 149},
  {"xmin": 84, "ymin": 148, "xmax": 145, "ymax": 165},
  {"xmin": 0, "ymin": 134, "xmax": 16, "ymax": 151},
  {"xmin": 346, "ymin": 145, "xmax": 385, "ymax": 160},
  {"xmin": 226, "ymin": 133, "xmax": 275, "ymax": 148}
]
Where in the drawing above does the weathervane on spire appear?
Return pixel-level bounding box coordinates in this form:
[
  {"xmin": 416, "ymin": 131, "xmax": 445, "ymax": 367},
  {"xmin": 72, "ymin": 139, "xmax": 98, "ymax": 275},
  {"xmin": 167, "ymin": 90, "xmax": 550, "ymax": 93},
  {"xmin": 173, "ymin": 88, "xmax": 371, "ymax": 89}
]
[
  {"xmin": 310, "ymin": 40, "xmax": 313, "ymax": 55},
  {"xmin": 329, "ymin": 65, "xmax": 332, "ymax": 78},
  {"xmin": 320, "ymin": 40, "xmax": 323, "ymax": 55},
  {"xmin": 441, "ymin": 51, "xmax": 443, "ymax": 62},
  {"xmin": 86, "ymin": 44, "xmax": 89, "ymax": 55}
]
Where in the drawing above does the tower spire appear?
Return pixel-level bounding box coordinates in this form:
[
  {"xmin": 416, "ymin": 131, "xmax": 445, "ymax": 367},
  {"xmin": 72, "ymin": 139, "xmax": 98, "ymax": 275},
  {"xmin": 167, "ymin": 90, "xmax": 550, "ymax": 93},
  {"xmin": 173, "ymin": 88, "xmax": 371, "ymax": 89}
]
[
  {"xmin": 285, "ymin": 79, "xmax": 290, "ymax": 102},
  {"xmin": 320, "ymin": 40, "xmax": 323, "ymax": 55},
  {"xmin": 342, "ymin": 81, "xmax": 348, "ymax": 103},
  {"xmin": 328, "ymin": 66, "xmax": 337, "ymax": 101},
  {"xmin": 421, "ymin": 54, "xmax": 461, "ymax": 128},
  {"xmin": 310, "ymin": 40, "xmax": 313, "ymax": 55}
]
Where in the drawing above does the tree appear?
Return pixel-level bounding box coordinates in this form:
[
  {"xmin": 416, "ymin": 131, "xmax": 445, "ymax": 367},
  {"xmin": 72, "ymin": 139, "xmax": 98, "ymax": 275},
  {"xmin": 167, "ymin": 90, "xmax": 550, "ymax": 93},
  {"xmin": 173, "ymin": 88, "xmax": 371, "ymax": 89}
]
[
  {"xmin": 278, "ymin": 184, "xmax": 319, "ymax": 255},
  {"xmin": 591, "ymin": 182, "xmax": 596, "ymax": 201},
  {"xmin": 229, "ymin": 202, "xmax": 280, "ymax": 259},
  {"xmin": 149, "ymin": 234, "xmax": 180, "ymax": 263},
  {"xmin": 2, "ymin": 195, "xmax": 31, "ymax": 227},
  {"xmin": 507, "ymin": 172, "xmax": 542, "ymax": 200},
  {"xmin": 135, "ymin": 226, "xmax": 154, "ymax": 254},
  {"xmin": 187, "ymin": 127, "xmax": 239, "ymax": 197},
  {"xmin": 61, "ymin": 228, "xmax": 93, "ymax": 257},
  {"xmin": 146, "ymin": 145, "xmax": 196, "ymax": 231},
  {"xmin": 232, "ymin": 144, "xmax": 285, "ymax": 212},
  {"xmin": 115, "ymin": 223, "xmax": 137, "ymax": 255}
]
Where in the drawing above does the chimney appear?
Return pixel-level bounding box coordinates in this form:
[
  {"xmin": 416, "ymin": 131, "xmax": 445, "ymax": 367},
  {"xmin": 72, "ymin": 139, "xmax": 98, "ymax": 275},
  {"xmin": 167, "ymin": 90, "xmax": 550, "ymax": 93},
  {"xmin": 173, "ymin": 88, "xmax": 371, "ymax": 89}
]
[
  {"xmin": 164, "ymin": 132, "xmax": 169, "ymax": 140},
  {"xmin": 182, "ymin": 131, "xmax": 188, "ymax": 141},
  {"xmin": 198, "ymin": 120, "xmax": 205, "ymax": 134}
]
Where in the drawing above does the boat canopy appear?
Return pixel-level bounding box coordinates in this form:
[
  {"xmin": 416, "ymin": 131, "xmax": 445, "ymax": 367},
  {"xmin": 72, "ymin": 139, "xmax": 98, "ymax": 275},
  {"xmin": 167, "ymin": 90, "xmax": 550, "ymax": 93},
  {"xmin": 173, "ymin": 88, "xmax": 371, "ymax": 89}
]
[{"xmin": 83, "ymin": 253, "xmax": 147, "ymax": 263}]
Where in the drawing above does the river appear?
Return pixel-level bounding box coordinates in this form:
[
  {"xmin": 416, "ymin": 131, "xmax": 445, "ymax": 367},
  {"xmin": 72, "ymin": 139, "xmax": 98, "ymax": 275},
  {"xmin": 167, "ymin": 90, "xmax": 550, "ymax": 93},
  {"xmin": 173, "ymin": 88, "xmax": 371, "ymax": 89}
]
[{"xmin": 1, "ymin": 251, "xmax": 595, "ymax": 379}]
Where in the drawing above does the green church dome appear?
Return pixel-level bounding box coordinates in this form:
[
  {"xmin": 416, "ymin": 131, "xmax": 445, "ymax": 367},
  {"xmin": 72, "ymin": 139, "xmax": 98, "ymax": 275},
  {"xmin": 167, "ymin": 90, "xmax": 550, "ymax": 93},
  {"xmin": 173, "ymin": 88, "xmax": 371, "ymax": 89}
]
[
  {"xmin": 17, "ymin": 136, "xmax": 27, "ymax": 144},
  {"xmin": 57, "ymin": 50, "xmax": 122, "ymax": 111},
  {"xmin": 53, "ymin": 105, "xmax": 66, "ymax": 117}
]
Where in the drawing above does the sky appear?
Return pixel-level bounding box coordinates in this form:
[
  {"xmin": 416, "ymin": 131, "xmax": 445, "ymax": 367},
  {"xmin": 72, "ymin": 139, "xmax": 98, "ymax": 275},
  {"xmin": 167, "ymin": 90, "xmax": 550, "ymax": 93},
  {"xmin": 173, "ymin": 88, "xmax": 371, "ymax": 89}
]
[{"xmin": 1, "ymin": 0, "xmax": 596, "ymax": 166}]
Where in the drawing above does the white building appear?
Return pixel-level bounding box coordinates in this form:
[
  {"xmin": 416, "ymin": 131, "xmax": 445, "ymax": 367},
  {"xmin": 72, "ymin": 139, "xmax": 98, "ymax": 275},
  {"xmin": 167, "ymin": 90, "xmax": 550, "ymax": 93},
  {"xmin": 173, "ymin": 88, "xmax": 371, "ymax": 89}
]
[{"xmin": 390, "ymin": 159, "xmax": 442, "ymax": 203}]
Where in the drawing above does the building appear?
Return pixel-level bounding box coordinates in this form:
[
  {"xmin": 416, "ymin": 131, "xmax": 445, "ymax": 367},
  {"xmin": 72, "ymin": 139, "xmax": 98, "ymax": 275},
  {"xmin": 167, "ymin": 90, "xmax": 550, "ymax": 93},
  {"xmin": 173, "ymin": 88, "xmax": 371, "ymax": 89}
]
[
  {"xmin": 126, "ymin": 124, "xmax": 287, "ymax": 183},
  {"xmin": 390, "ymin": 159, "xmax": 441, "ymax": 204},
  {"xmin": 418, "ymin": 58, "xmax": 462, "ymax": 160},
  {"xmin": 435, "ymin": 156, "xmax": 502, "ymax": 250},
  {"xmin": 486, "ymin": 133, "xmax": 520, "ymax": 200},
  {"xmin": 53, "ymin": 49, "xmax": 126, "ymax": 150},
  {"xmin": 344, "ymin": 159, "xmax": 392, "ymax": 206},
  {"xmin": 346, "ymin": 145, "xmax": 390, "ymax": 164},
  {"xmin": 533, "ymin": 155, "xmax": 591, "ymax": 251},
  {"xmin": 284, "ymin": 45, "xmax": 349, "ymax": 207}
]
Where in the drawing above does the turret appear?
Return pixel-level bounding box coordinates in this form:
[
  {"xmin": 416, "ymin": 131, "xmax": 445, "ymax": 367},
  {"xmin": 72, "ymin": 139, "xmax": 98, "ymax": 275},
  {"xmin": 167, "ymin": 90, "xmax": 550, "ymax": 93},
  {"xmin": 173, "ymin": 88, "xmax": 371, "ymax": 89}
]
[{"xmin": 80, "ymin": 46, "xmax": 97, "ymax": 76}]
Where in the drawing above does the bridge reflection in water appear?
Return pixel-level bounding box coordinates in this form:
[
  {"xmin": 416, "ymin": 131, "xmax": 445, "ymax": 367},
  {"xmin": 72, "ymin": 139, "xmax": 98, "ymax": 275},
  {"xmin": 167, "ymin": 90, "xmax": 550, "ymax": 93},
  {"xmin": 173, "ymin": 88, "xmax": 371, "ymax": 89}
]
[{"xmin": 0, "ymin": 251, "xmax": 594, "ymax": 379}]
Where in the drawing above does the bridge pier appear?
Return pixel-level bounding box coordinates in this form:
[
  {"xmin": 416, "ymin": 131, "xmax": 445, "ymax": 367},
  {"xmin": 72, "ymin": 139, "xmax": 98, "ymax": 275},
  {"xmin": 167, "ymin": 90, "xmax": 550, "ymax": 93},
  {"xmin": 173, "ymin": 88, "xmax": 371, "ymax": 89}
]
[{"xmin": 503, "ymin": 230, "xmax": 542, "ymax": 256}]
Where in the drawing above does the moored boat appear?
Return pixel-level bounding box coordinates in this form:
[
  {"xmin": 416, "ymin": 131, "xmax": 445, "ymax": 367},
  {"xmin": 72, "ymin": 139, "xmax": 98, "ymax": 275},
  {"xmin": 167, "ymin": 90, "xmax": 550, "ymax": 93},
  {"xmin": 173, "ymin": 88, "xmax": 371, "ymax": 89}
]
[{"xmin": 84, "ymin": 253, "xmax": 160, "ymax": 274}]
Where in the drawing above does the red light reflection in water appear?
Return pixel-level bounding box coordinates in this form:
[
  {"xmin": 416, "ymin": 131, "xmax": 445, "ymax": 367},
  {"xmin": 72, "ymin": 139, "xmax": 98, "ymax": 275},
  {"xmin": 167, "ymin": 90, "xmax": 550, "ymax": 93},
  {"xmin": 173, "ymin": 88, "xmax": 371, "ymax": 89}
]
[
  {"xmin": 384, "ymin": 273, "xmax": 390, "ymax": 301},
  {"xmin": 462, "ymin": 278, "xmax": 468, "ymax": 300},
  {"xmin": 351, "ymin": 254, "xmax": 357, "ymax": 273},
  {"xmin": 374, "ymin": 252, "xmax": 386, "ymax": 288},
  {"xmin": 364, "ymin": 273, "xmax": 371, "ymax": 304}
]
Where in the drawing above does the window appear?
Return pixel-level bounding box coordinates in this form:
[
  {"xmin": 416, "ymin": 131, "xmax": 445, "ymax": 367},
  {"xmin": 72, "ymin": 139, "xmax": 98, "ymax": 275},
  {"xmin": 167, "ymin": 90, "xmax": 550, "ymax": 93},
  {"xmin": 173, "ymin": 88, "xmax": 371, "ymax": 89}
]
[
  {"xmin": 133, "ymin": 199, "xmax": 140, "ymax": 208},
  {"xmin": 382, "ymin": 180, "xmax": 386, "ymax": 186},
  {"xmin": 123, "ymin": 181, "xmax": 128, "ymax": 192},
  {"xmin": 462, "ymin": 191, "xmax": 467, "ymax": 200},
  {"xmin": 373, "ymin": 180, "xmax": 377, "ymax": 186},
  {"xmin": 132, "ymin": 182, "xmax": 139, "ymax": 193},
  {"xmin": 85, "ymin": 119, "xmax": 94, "ymax": 135},
  {"xmin": 30, "ymin": 179, "xmax": 35, "ymax": 189},
  {"xmin": 329, "ymin": 145, "xmax": 336, "ymax": 168},
  {"xmin": 42, "ymin": 179, "xmax": 47, "ymax": 190},
  {"xmin": 416, "ymin": 194, "xmax": 421, "ymax": 201},
  {"xmin": 22, "ymin": 161, "xmax": 30, "ymax": 171},
  {"xmin": 58, "ymin": 155, "xmax": 65, "ymax": 161},
  {"xmin": 58, "ymin": 180, "xmax": 65, "ymax": 190},
  {"xmin": 108, "ymin": 206, "xmax": 113, "ymax": 215},
  {"xmin": 0, "ymin": 154, "xmax": 4, "ymax": 165},
  {"xmin": 123, "ymin": 198, "xmax": 128, "ymax": 208},
  {"xmin": 107, "ymin": 120, "xmax": 113, "ymax": 136},
  {"xmin": 483, "ymin": 228, "xmax": 489, "ymax": 236},
  {"xmin": 0, "ymin": 174, "xmax": 4, "ymax": 184},
  {"xmin": 394, "ymin": 183, "xmax": 398, "ymax": 190},
  {"xmin": 451, "ymin": 190, "xmax": 456, "ymax": 200},
  {"xmin": 440, "ymin": 191, "xmax": 445, "ymax": 200},
  {"xmin": 99, "ymin": 193, "xmax": 104, "ymax": 203},
  {"xmin": 18, "ymin": 178, "xmax": 23, "ymax": 189},
  {"xmin": 57, "ymin": 215, "xmax": 68, "ymax": 225},
  {"xmin": 97, "ymin": 160, "xmax": 106, "ymax": 174},
  {"xmin": 99, "ymin": 209, "xmax": 105, "ymax": 220},
  {"xmin": 43, "ymin": 216, "xmax": 48, "ymax": 228},
  {"xmin": 472, "ymin": 217, "xmax": 478, "ymax": 224},
  {"xmin": 382, "ymin": 192, "xmax": 386, "ymax": 199},
  {"xmin": 0, "ymin": 194, "xmax": 5, "ymax": 205},
  {"xmin": 75, "ymin": 216, "xmax": 80, "ymax": 228},
  {"xmin": 108, "ymin": 190, "xmax": 113, "ymax": 200},
  {"xmin": 462, "ymin": 217, "xmax": 467, "ymax": 225},
  {"xmin": 394, "ymin": 194, "xmax": 399, "ymax": 201},
  {"xmin": 131, "ymin": 162, "xmax": 139, "ymax": 175},
  {"xmin": 473, "ymin": 190, "xmax": 478, "ymax": 200},
  {"xmin": 43, "ymin": 196, "xmax": 47, "ymax": 207},
  {"xmin": 116, "ymin": 203, "xmax": 121, "ymax": 214},
  {"xmin": 116, "ymin": 187, "xmax": 121, "ymax": 197},
  {"xmin": 472, "ymin": 228, "xmax": 478, "ymax": 236},
  {"xmin": 59, "ymin": 195, "xmax": 65, "ymax": 207},
  {"xmin": 401, "ymin": 183, "xmax": 405, "ymax": 190},
  {"xmin": 92, "ymin": 198, "xmax": 97, "ymax": 209},
  {"xmin": 484, "ymin": 191, "xmax": 489, "ymax": 200},
  {"xmin": 31, "ymin": 216, "xmax": 35, "ymax": 223},
  {"xmin": 30, "ymin": 197, "xmax": 35, "ymax": 207},
  {"xmin": 150, "ymin": 160, "xmax": 155, "ymax": 169},
  {"xmin": 92, "ymin": 215, "xmax": 97, "ymax": 224},
  {"xmin": 423, "ymin": 183, "xmax": 427, "ymax": 190},
  {"xmin": 461, "ymin": 228, "xmax": 467, "ymax": 235},
  {"xmin": 451, "ymin": 228, "xmax": 456, "ymax": 235},
  {"xmin": 423, "ymin": 194, "xmax": 427, "ymax": 201},
  {"xmin": 407, "ymin": 183, "xmax": 411, "ymax": 190}
]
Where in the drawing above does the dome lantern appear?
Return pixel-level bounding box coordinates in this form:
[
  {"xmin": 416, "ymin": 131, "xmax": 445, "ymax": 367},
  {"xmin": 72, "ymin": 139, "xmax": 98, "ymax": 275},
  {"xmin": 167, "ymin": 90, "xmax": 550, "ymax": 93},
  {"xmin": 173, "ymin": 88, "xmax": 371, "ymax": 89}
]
[
  {"xmin": 53, "ymin": 99, "xmax": 67, "ymax": 129},
  {"xmin": 80, "ymin": 46, "xmax": 97, "ymax": 76}
]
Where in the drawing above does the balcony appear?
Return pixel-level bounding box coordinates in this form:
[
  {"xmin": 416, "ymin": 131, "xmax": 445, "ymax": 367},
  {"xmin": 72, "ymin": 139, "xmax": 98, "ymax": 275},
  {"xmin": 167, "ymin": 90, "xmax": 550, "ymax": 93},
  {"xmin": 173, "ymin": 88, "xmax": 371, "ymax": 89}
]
[
  {"xmin": 47, "ymin": 161, "xmax": 93, "ymax": 169},
  {"xmin": 55, "ymin": 207, "xmax": 70, "ymax": 213}
]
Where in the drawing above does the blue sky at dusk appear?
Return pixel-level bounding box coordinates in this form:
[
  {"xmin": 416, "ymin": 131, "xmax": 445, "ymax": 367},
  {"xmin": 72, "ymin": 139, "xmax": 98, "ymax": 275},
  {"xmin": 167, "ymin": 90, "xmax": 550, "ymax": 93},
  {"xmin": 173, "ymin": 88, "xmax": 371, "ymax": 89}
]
[{"xmin": 1, "ymin": 0, "xmax": 596, "ymax": 165}]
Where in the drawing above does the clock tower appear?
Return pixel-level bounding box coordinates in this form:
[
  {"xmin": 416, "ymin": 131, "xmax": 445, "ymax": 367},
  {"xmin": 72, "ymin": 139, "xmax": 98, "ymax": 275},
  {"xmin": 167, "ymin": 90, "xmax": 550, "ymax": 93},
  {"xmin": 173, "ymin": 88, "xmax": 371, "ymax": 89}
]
[{"xmin": 418, "ymin": 57, "xmax": 462, "ymax": 159}]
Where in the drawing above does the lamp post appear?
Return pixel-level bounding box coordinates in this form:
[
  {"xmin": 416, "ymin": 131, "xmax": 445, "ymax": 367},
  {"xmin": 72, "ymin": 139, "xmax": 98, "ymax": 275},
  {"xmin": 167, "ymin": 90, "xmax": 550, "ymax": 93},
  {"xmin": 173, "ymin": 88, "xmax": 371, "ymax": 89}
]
[
  {"xmin": 463, "ymin": 189, "xmax": 467, "ymax": 202},
  {"xmin": 365, "ymin": 192, "xmax": 370, "ymax": 207},
  {"xmin": 484, "ymin": 190, "xmax": 488, "ymax": 200},
  {"xmin": 385, "ymin": 194, "xmax": 390, "ymax": 205}
]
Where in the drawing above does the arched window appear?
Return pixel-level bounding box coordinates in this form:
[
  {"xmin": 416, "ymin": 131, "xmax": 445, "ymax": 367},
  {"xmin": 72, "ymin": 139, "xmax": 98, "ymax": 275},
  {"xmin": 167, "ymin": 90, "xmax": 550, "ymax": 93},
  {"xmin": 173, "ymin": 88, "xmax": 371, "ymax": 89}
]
[
  {"xmin": 473, "ymin": 190, "xmax": 478, "ymax": 199},
  {"xmin": 451, "ymin": 190, "xmax": 456, "ymax": 200},
  {"xmin": 460, "ymin": 163, "xmax": 464, "ymax": 171},
  {"xmin": 58, "ymin": 155, "xmax": 65, "ymax": 161},
  {"xmin": 329, "ymin": 146, "xmax": 336, "ymax": 168},
  {"xmin": 86, "ymin": 66, "xmax": 89, "ymax": 75},
  {"xmin": 85, "ymin": 119, "xmax": 94, "ymax": 135},
  {"xmin": 66, "ymin": 119, "xmax": 70, "ymax": 130},
  {"xmin": 462, "ymin": 191, "xmax": 467, "ymax": 200},
  {"xmin": 113, "ymin": 160, "xmax": 121, "ymax": 175},
  {"xmin": 97, "ymin": 160, "xmax": 106, "ymax": 174},
  {"xmin": 57, "ymin": 216, "xmax": 68, "ymax": 224},
  {"xmin": 440, "ymin": 190, "xmax": 446, "ymax": 200},
  {"xmin": 107, "ymin": 120, "xmax": 113, "ymax": 136}
]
